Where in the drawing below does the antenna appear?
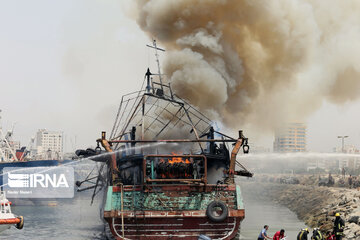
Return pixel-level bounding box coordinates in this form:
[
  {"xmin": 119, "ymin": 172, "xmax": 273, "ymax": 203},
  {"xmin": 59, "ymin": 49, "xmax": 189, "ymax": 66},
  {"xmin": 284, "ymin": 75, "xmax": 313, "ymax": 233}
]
[{"xmin": 146, "ymin": 39, "xmax": 165, "ymax": 91}]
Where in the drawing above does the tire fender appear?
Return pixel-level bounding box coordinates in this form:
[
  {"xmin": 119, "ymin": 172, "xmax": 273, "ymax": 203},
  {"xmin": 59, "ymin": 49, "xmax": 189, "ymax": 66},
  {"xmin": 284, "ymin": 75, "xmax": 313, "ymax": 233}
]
[
  {"xmin": 206, "ymin": 201, "xmax": 228, "ymax": 222},
  {"xmin": 16, "ymin": 216, "xmax": 24, "ymax": 230}
]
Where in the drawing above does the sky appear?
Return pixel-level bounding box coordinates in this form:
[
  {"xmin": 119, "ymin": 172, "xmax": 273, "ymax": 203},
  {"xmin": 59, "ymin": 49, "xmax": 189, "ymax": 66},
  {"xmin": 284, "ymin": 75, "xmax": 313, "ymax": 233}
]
[{"xmin": 0, "ymin": 0, "xmax": 359, "ymax": 153}]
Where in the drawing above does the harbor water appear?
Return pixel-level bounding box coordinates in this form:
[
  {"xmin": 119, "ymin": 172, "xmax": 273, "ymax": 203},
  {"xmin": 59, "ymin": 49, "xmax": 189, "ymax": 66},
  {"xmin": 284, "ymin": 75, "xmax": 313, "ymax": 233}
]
[
  {"xmin": 240, "ymin": 186, "xmax": 307, "ymax": 240},
  {"xmin": 1, "ymin": 193, "xmax": 105, "ymax": 240},
  {"xmin": 1, "ymin": 192, "xmax": 307, "ymax": 240}
]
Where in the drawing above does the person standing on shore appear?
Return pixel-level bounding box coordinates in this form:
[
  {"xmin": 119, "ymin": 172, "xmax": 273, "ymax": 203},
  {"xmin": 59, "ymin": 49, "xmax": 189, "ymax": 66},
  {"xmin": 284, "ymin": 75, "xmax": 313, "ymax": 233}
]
[
  {"xmin": 352, "ymin": 176, "xmax": 358, "ymax": 188},
  {"xmin": 297, "ymin": 228, "xmax": 309, "ymax": 240},
  {"xmin": 258, "ymin": 225, "xmax": 272, "ymax": 240},
  {"xmin": 348, "ymin": 175, "xmax": 353, "ymax": 189},
  {"xmin": 328, "ymin": 173, "xmax": 334, "ymax": 186},
  {"xmin": 334, "ymin": 213, "xmax": 345, "ymax": 240}
]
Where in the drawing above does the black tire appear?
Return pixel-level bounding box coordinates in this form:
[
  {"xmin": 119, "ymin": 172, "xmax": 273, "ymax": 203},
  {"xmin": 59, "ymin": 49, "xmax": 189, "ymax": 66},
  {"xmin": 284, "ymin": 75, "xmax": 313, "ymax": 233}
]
[
  {"xmin": 16, "ymin": 216, "xmax": 24, "ymax": 230},
  {"xmin": 206, "ymin": 201, "xmax": 228, "ymax": 222}
]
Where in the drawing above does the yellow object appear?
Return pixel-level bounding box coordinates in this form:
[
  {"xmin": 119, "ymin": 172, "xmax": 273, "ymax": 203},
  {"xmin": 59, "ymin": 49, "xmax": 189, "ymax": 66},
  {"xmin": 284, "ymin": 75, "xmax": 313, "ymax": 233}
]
[
  {"xmin": 335, "ymin": 213, "xmax": 340, "ymax": 217},
  {"xmin": 47, "ymin": 201, "xmax": 57, "ymax": 207}
]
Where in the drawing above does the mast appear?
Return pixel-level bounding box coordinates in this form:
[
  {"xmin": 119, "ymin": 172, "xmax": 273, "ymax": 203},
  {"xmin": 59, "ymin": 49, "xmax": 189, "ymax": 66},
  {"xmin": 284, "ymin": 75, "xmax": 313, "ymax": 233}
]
[
  {"xmin": 142, "ymin": 95, "xmax": 145, "ymax": 141},
  {"xmin": 146, "ymin": 39, "xmax": 165, "ymax": 92},
  {"xmin": 144, "ymin": 40, "xmax": 166, "ymax": 141}
]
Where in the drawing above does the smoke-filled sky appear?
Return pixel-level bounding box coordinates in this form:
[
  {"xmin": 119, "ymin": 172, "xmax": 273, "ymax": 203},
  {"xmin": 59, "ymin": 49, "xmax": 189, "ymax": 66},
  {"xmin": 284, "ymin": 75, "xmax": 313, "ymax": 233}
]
[{"xmin": 1, "ymin": 0, "xmax": 360, "ymax": 153}]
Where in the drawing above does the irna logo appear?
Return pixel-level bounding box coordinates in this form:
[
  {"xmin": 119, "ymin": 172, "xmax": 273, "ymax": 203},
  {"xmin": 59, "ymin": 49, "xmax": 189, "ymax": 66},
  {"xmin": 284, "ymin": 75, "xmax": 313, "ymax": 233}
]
[
  {"xmin": 8, "ymin": 173, "xmax": 69, "ymax": 188},
  {"xmin": 4, "ymin": 167, "xmax": 74, "ymax": 199}
]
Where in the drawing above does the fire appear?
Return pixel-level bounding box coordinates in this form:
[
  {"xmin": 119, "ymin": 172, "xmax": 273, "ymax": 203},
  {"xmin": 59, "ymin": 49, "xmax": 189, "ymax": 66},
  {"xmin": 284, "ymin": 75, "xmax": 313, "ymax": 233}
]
[
  {"xmin": 156, "ymin": 152, "xmax": 194, "ymax": 179},
  {"xmin": 168, "ymin": 152, "xmax": 191, "ymax": 164}
]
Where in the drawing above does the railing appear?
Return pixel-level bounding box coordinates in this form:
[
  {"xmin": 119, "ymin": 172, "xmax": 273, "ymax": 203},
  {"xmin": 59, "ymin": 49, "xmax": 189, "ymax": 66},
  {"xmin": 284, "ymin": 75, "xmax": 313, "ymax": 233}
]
[{"xmin": 0, "ymin": 191, "xmax": 11, "ymax": 214}]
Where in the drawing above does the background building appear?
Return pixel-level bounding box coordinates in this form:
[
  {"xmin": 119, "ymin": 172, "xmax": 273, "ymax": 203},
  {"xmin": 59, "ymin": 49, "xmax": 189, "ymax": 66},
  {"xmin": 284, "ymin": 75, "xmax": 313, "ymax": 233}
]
[
  {"xmin": 36, "ymin": 129, "xmax": 63, "ymax": 160},
  {"xmin": 333, "ymin": 145, "xmax": 360, "ymax": 170},
  {"xmin": 273, "ymin": 122, "xmax": 306, "ymax": 152}
]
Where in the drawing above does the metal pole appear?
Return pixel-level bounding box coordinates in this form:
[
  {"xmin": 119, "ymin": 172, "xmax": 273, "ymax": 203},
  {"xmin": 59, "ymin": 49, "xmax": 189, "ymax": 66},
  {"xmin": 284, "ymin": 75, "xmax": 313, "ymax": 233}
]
[
  {"xmin": 146, "ymin": 40, "xmax": 165, "ymax": 92},
  {"xmin": 142, "ymin": 96, "xmax": 145, "ymax": 141},
  {"xmin": 153, "ymin": 39, "xmax": 164, "ymax": 92},
  {"xmin": 121, "ymin": 183, "xmax": 124, "ymax": 239},
  {"xmin": 107, "ymin": 139, "xmax": 239, "ymax": 143}
]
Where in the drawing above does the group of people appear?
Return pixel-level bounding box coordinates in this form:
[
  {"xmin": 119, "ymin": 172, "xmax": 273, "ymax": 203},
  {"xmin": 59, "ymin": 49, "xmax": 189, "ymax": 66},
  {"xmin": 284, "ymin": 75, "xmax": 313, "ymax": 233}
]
[
  {"xmin": 257, "ymin": 225, "xmax": 285, "ymax": 240},
  {"xmin": 341, "ymin": 168, "xmax": 360, "ymax": 189},
  {"xmin": 347, "ymin": 175, "xmax": 360, "ymax": 189},
  {"xmin": 296, "ymin": 228, "xmax": 323, "ymax": 240},
  {"xmin": 257, "ymin": 213, "xmax": 345, "ymax": 240}
]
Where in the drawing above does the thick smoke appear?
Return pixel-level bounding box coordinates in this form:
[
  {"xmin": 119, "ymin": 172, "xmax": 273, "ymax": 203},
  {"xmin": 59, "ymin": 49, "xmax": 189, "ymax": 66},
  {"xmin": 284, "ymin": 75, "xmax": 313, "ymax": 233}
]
[{"xmin": 134, "ymin": 0, "xmax": 360, "ymax": 131}]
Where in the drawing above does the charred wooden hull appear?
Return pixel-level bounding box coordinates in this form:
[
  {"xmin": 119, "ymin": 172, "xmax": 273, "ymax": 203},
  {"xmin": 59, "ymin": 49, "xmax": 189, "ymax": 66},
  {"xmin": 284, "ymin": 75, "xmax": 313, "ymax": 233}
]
[{"xmin": 103, "ymin": 184, "xmax": 245, "ymax": 240}]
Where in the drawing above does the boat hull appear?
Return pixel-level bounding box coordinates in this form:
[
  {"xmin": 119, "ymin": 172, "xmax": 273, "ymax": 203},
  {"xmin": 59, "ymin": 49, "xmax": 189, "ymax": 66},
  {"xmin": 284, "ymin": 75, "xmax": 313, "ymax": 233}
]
[
  {"xmin": 106, "ymin": 215, "xmax": 242, "ymax": 240},
  {"xmin": 103, "ymin": 184, "xmax": 245, "ymax": 240},
  {"xmin": 0, "ymin": 159, "xmax": 73, "ymax": 170}
]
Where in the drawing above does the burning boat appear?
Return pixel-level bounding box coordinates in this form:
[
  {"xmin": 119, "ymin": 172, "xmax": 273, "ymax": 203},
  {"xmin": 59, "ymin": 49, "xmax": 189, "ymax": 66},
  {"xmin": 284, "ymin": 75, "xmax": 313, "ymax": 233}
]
[{"xmin": 76, "ymin": 41, "xmax": 253, "ymax": 239}]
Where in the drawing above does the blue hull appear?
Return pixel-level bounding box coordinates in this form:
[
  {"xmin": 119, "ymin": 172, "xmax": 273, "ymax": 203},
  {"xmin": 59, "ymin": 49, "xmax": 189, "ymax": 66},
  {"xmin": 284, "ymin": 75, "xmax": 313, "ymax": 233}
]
[{"xmin": 0, "ymin": 159, "xmax": 73, "ymax": 169}]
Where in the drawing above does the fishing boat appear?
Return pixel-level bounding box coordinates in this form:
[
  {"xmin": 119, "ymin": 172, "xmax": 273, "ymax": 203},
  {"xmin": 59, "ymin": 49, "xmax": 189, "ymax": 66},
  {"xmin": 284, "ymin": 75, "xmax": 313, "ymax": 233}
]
[
  {"xmin": 77, "ymin": 41, "xmax": 253, "ymax": 239},
  {"xmin": 0, "ymin": 191, "xmax": 23, "ymax": 232}
]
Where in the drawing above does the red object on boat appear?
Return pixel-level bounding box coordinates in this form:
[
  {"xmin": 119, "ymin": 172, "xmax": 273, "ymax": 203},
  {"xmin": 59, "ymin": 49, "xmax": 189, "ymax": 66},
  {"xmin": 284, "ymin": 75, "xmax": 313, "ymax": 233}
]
[
  {"xmin": 15, "ymin": 151, "xmax": 25, "ymax": 161},
  {"xmin": 0, "ymin": 218, "xmax": 20, "ymax": 225}
]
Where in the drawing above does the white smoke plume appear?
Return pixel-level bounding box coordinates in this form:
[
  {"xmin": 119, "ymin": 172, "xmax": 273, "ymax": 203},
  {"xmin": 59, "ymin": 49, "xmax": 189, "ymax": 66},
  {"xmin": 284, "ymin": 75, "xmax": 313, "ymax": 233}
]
[{"xmin": 134, "ymin": 0, "xmax": 360, "ymax": 132}]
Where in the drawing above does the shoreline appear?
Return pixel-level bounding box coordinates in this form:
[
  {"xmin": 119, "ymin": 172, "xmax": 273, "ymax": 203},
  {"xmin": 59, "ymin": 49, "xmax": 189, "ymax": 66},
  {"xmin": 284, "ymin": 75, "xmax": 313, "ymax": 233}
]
[{"xmin": 239, "ymin": 180, "xmax": 360, "ymax": 239}]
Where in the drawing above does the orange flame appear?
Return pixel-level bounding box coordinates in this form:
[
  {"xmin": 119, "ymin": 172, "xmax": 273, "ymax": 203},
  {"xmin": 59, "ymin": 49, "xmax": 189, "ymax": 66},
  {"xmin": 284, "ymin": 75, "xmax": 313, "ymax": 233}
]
[
  {"xmin": 158, "ymin": 152, "xmax": 193, "ymax": 179},
  {"xmin": 168, "ymin": 152, "xmax": 191, "ymax": 164}
]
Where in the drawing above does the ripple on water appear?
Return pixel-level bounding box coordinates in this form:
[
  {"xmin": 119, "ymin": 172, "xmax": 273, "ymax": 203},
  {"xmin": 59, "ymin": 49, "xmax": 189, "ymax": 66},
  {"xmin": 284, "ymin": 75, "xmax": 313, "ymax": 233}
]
[{"xmin": 1, "ymin": 194, "xmax": 105, "ymax": 240}]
